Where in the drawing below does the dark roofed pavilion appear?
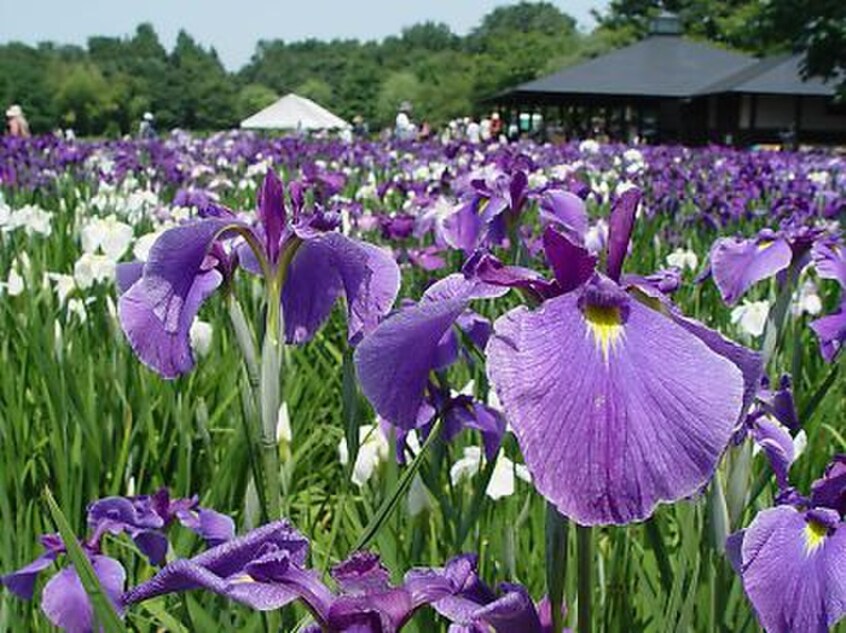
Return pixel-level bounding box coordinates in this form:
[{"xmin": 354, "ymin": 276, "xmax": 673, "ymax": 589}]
[{"xmin": 488, "ymin": 13, "xmax": 845, "ymax": 146}]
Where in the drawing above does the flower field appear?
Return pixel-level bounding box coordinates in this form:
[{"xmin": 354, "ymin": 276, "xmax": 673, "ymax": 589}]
[{"xmin": 0, "ymin": 133, "xmax": 844, "ymax": 632}]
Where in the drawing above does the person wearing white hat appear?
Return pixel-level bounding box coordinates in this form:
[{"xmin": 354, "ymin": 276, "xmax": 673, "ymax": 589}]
[
  {"xmin": 138, "ymin": 112, "xmax": 156, "ymax": 140},
  {"xmin": 5, "ymin": 105, "xmax": 31, "ymax": 138}
]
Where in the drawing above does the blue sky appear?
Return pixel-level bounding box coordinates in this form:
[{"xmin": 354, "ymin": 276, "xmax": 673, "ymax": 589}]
[{"xmin": 0, "ymin": 0, "xmax": 607, "ymax": 70}]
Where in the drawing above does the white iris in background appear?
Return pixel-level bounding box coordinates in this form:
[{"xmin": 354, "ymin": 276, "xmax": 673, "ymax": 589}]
[
  {"xmin": 81, "ymin": 215, "xmax": 134, "ymax": 260},
  {"xmin": 46, "ymin": 273, "xmax": 76, "ymax": 305},
  {"xmin": 339, "ymin": 424, "xmax": 391, "ymax": 488},
  {"xmin": 791, "ymin": 279, "xmax": 823, "ymax": 317},
  {"xmin": 73, "ymin": 253, "xmax": 115, "ymax": 289},
  {"xmin": 666, "ymin": 247, "xmax": 699, "ymax": 271},
  {"xmin": 450, "ymin": 446, "xmax": 531, "ymax": 501},
  {"xmin": 189, "ymin": 319, "xmax": 214, "ymax": 357},
  {"xmin": 2, "ymin": 267, "xmax": 24, "ymax": 297},
  {"xmin": 4, "ymin": 204, "xmax": 53, "ymax": 236},
  {"xmin": 731, "ymin": 300, "xmax": 771, "ymax": 338}
]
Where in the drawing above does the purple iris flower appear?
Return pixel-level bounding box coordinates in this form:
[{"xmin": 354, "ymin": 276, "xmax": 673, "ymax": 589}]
[
  {"xmin": 423, "ymin": 554, "xmax": 567, "ymax": 632},
  {"xmin": 87, "ymin": 488, "xmax": 235, "ymax": 566},
  {"xmin": 481, "ymin": 187, "xmax": 761, "ymax": 525},
  {"xmin": 116, "ymin": 169, "xmax": 400, "ymax": 378},
  {"xmin": 1, "ymin": 533, "xmax": 123, "ymax": 633},
  {"xmin": 1, "ymin": 490, "xmax": 233, "ymax": 632},
  {"xmin": 125, "ymin": 536, "xmax": 454, "ymax": 632},
  {"xmin": 442, "ymin": 169, "xmax": 529, "ymax": 253},
  {"xmin": 728, "ymin": 455, "xmax": 846, "ymax": 633}
]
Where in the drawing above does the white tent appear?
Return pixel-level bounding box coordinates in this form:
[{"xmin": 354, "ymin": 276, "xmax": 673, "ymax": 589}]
[{"xmin": 240, "ymin": 93, "xmax": 350, "ymax": 131}]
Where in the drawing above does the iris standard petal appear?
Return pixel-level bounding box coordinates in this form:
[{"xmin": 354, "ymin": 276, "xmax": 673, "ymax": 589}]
[
  {"xmin": 487, "ymin": 290, "xmax": 744, "ymax": 525},
  {"xmin": 257, "ymin": 170, "xmax": 285, "ymax": 264},
  {"xmin": 710, "ymin": 236, "xmax": 793, "ymax": 305},
  {"xmin": 42, "ymin": 556, "xmax": 124, "ymax": 633},
  {"xmin": 355, "ymin": 275, "xmax": 504, "ymax": 429},
  {"xmin": 750, "ymin": 417, "xmax": 795, "ymax": 488},
  {"xmin": 282, "ymin": 233, "xmax": 399, "ymax": 345},
  {"xmin": 539, "ymin": 190, "xmax": 588, "ymax": 240},
  {"xmin": 735, "ymin": 506, "xmax": 846, "ymax": 633},
  {"xmin": 542, "ymin": 226, "xmax": 597, "ymax": 294},
  {"xmin": 606, "ymin": 187, "xmax": 641, "ymax": 282}
]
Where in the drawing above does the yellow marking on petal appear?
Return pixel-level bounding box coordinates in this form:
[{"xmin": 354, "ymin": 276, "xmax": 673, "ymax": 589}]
[
  {"xmin": 804, "ymin": 520, "xmax": 828, "ymax": 553},
  {"xmin": 584, "ymin": 304, "xmax": 624, "ymax": 360},
  {"xmin": 757, "ymin": 240, "xmax": 774, "ymax": 252},
  {"xmin": 229, "ymin": 573, "xmax": 256, "ymax": 584}
]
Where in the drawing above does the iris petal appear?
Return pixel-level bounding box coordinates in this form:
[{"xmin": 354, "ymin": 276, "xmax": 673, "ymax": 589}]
[{"xmin": 487, "ymin": 293, "xmax": 743, "ymax": 524}]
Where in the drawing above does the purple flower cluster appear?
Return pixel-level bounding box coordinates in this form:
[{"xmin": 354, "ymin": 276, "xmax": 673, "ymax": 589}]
[
  {"xmin": 1, "ymin": 489, "xmax": 233, "ymax": 632},
  {"xmin": 3, "ymin": 491, "xmax": 559, "ymax": 633}
]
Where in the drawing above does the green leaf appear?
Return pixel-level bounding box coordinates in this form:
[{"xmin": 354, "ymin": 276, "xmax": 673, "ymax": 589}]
[
  {"xmin": 43, "ymin": 487, "xmax": 126, "ymax": 633},
  {"xmin": 352, "ymin": 417, "xmax": 442, "ymax": 552}
]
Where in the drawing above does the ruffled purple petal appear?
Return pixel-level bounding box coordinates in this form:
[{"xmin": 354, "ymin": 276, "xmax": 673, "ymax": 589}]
[
  {"xmin": 710, "ymin": 236, "xmax": 793, "ymax": 304},
  {"xmin": 282, "ymin": 233, "xmax": 400, "ymax": 345},
  {"xmin": 332, "ymin": 553, "xmax": 391, "ymax": 595},
  {"xmin": 355, "ymin": 275, "xmax": 504, "ymax": 429},
  {"xmin": 42, "ymin": 556, "xmax": 124, "ymax": 633},
  {"xmin": 118, "ymin": 218, "xmax": 239, "ymax": 378},
  {"xmin": 734, "ymin": 506, "xmax": 846, "ymax": 633},
  {"xmin": 1, "ymin": 553, "xmax": 58, "ymax": 600},
  {"xmin": 487, "ymin": 287, "xmax": 744, "ymax": 524},
  {"xmin": 123, "ymin": 521, "xmax": 309, "ymax": 609}
]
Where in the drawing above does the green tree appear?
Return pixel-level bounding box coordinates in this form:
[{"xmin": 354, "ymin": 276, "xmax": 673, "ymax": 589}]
[
  {"xmin": 296, "ymin": 78, "xmax": 334, "ymax": 108},
  {"xmin": 763, "ymin": 0, "xmax": 846, "ymax": 92},
  {"xmin": 236, "ymin": 83, "xmax": 278, "ymax": 121}
]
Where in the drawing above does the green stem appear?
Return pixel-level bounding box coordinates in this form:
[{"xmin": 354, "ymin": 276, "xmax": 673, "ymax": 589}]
[
  {"xmin": 545, "ymin": 503, "xmax": 569, "ymax": 633},
  {"xmin": 577, "ymin": 525, "xmax": 593, "ymax": 633}
]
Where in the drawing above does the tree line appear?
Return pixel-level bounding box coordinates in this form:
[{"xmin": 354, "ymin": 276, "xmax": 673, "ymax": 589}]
[{"xmin": 1, "ymin": 0, "xmax": 841, "ymax": 137}]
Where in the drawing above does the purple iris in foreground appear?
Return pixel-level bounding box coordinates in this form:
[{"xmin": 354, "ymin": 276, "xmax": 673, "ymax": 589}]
[
  {"xmin": 728, "ymin": 455, "xmax": 846, "ymax": 633},
  {"xmin": 124, "ymin": 528, "xmax": 457, "ymax": 632},
  {"xmin": 481, "ymin": 186, "xmax": 761, "ymax": 525},
  {"xmin": 1, "ymin": 489, "xmax": 230, "ymax": 632},
  {"xmin": 117, "ymin": 169, "xmax": 400, "ymax": 378}
]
